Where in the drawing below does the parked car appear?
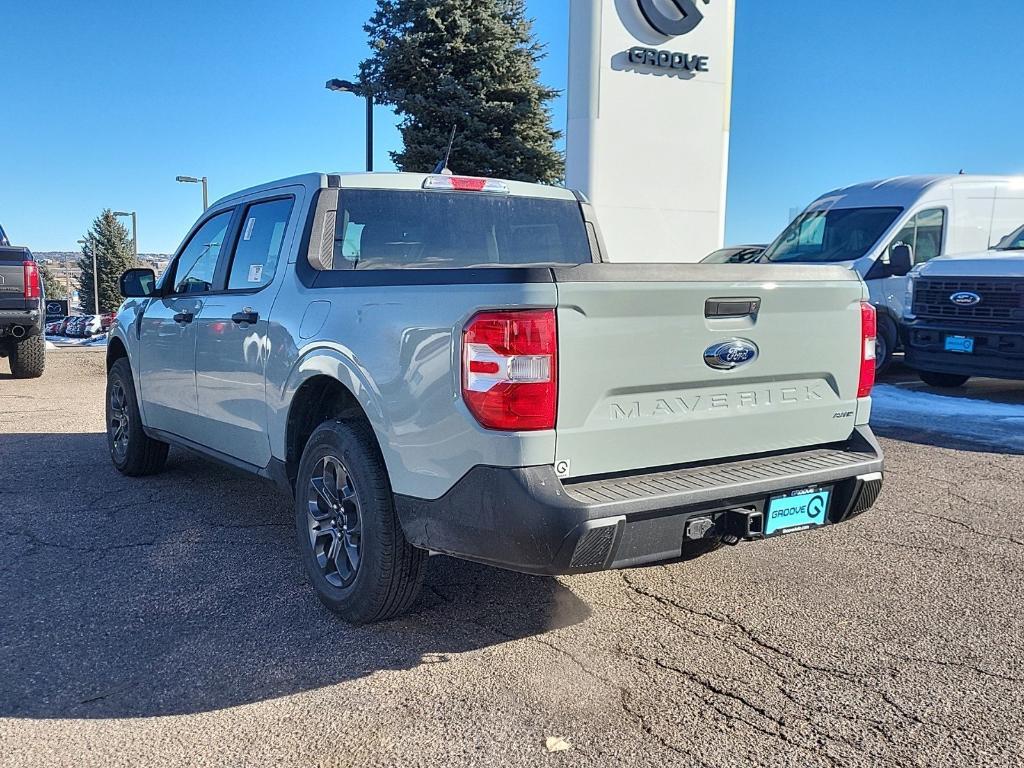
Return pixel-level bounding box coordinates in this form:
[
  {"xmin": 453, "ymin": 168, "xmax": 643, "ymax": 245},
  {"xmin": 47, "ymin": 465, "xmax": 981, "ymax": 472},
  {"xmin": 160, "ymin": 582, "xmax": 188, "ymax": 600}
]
[
  {"xmin": 80, "ymin": 314, "xmax": 103, "ymax": 337},
  {"xmin": 759, "ymin": 175, "xmax": 1024, "ymax": 372},
  {"xmin": 100, "ymin": 311, "xmax": 117, "ymax": 332},
  {"xmin": 108, "ymin": 171, "xmax": 884, "ymax": 623},
  {"xmin": 0, "ymin": 245, "xmax": 45, "ymax": 378},
  {"xmin": 701, "ymin": 244, "xmax": 766, "ymax": 264},
  {"xmin": 903, "ymin": 227, "xmax": 1024, "ymax": 387},
  {"xmin": 45, "ymin": 321, "xmax": 62, "ymax": 335}
]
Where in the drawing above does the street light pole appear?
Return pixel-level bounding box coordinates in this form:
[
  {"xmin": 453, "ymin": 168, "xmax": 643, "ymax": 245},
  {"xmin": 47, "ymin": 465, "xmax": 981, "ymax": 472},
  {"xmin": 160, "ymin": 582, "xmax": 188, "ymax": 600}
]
[
  {"xmin": 326, "ymin": 78, "xmax": 374, "ymax": 172},
  {"xmin": 113, "ymin": 211, "xmax": 138, "ymax": 262},
  {"xmin": 176, "ymin": 175, "xmax": 209, "ymax": 211}
]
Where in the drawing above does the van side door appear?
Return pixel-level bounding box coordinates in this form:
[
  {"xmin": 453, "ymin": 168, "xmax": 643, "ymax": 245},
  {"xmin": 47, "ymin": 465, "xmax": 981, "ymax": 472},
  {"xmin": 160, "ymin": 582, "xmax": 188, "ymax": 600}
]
[
  {"xmin": 138, "ymin": 209, "xmax": 235, "ymax": 437},
  {"xmin": 191, "ymin": 194, "xmax": 299, "ymax": 468}
]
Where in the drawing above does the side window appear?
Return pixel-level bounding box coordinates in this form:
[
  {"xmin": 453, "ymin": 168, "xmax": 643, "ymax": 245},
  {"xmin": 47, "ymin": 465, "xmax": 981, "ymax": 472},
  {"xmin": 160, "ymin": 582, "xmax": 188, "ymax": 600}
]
[
  {"xmin": 889, "ymin": 208, "xmax": 945, "ymax": 264},
  {"xmin": 227, "ymin": 198, "xmax": 294, "ymax": 290},
  {"xmin": 171, "ymin": 211, "xmax": 233, "ymax": 294}
]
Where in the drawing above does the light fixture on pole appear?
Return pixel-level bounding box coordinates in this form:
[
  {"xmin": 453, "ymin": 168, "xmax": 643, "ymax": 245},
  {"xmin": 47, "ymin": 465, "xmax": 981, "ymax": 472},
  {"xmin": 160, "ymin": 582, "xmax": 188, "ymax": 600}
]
[
  {"xmin": 113, "ymin": 211, "xmax": 138, "ymax": 262},
  {"xmin": 326, "ymin": 78, "xmax": 374, "ymax": 172},
  {"xmin": 76, "ymin": 236, "xmax": 100, "ymax": 315},
  {"xmin": 176, "ymin": 175, "xmax": 208, "ymax": 211}
]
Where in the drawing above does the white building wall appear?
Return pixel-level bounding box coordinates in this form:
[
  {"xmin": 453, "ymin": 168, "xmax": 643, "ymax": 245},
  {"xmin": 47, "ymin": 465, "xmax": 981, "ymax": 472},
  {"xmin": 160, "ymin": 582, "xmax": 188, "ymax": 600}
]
[{"xmin": 566, "ymin": 0, "xmax": 736, "ymax": 263}]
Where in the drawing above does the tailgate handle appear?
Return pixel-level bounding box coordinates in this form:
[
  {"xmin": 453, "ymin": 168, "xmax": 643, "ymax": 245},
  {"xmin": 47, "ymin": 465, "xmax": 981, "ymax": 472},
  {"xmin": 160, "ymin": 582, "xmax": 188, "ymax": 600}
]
[{"xmin": 705, "ymin": 298, "xmax": 761, "ymax": 318}]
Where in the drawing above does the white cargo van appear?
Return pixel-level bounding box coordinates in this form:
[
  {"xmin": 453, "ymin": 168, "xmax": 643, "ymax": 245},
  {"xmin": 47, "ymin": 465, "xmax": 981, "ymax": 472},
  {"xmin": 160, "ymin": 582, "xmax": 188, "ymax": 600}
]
[{"xmin": 759, "ymin": 175, "xmax": 1024, "ymax": 370}]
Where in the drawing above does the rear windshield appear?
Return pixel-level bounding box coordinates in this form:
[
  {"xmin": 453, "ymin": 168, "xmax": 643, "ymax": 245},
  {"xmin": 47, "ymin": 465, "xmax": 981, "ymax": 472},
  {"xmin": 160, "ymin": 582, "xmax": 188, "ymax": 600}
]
[
  {"xmin": 762, "ymin": 206, "xmax": 903, "ymax": 264},
  {"xmin": 329, "ymin": 190, "xmax": 591, "ymax": 269}
]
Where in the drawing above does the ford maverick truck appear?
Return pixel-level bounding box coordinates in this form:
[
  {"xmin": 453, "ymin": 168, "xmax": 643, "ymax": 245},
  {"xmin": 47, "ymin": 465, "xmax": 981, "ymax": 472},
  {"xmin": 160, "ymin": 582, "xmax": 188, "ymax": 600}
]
[
  {"xmin": 0, "ymin": 244, "xmax": 46, "ymax": 378},
  {"xmin": 108, "ymin": 172, "xmax": 884, "ymax": 623}
]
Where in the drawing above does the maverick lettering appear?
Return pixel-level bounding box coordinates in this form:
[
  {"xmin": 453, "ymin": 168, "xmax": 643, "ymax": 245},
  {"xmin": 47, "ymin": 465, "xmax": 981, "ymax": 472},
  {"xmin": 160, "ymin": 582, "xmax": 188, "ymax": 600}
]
[{"xmin": 610, "ymin": 385, "xmax": 825, "ymax": 421}]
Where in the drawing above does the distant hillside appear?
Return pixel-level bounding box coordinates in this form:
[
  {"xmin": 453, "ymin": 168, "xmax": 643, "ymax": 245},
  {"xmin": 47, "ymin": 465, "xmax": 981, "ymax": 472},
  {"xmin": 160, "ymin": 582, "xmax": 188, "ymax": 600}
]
[{"xmin": 34, "ymin": 251, "xmax": 169, "ymax": 264}]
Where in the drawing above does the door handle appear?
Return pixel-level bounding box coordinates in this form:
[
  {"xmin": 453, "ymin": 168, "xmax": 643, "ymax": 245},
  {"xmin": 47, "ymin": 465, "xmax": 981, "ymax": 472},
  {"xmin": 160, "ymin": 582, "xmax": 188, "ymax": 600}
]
[
  {"xmin": 231, "ymin": 310, "xmax": 260, "ymax": 325},
  {"xmin": 173, "ymin": 311, "xmax": 194, "ymax": 325}
]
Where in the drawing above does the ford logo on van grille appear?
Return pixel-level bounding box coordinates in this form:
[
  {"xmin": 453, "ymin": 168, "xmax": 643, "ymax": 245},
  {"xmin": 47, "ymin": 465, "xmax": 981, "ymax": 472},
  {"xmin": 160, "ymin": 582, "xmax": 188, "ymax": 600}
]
[
  {"xmin": 704, "ymin": 339, "xmax": 759, "ymax": 371},
  {"xmin": 950, "ymin": 291, "xmax": 982, "ymax": 307}
]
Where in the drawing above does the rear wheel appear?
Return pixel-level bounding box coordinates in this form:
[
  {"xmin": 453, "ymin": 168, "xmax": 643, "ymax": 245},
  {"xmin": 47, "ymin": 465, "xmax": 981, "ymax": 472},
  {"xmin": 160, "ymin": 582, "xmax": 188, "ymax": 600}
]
[
  {"xmin": 106, "ymin": 358, "xmax": 169, "ymax": 475},
  {"xmin": 295, "ymin": 420, "xmax": 426, "ymax": 624},
  {"xmin": 9, "ymin": 334, "xmax": 45, "ymax": 378},
  {"xmin": 919, "ymin": 370, "xmax": 970, "ymax": 388}
]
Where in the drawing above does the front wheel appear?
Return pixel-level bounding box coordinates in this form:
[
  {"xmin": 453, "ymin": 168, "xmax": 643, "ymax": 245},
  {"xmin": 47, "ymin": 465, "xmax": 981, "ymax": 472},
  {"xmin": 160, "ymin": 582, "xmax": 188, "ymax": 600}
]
[
  {"xmin": 295, "ymin": 420, "xmax": 427, "ymax": 624},
  {"xmin": 106, "ymin": 358, "xmax": 169, "ymax": 475},
  {"xmin": 9, "ymin": 334, "xmax": 45, "ymax": 378},
  {"xmin": 919, "ymin": 370, "xmax": 970, "ymax": 388}
]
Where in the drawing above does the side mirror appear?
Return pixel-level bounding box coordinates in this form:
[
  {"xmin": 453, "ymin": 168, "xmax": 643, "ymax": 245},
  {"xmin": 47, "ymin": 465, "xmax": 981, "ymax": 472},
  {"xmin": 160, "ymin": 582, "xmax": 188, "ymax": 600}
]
[
  {"xmin": 889, "ymin": 244, "xmax": 913, "ymax": 276},
  {"xmin": 120, "ymin": 268, "xmax": 157, "ymax": 298}
]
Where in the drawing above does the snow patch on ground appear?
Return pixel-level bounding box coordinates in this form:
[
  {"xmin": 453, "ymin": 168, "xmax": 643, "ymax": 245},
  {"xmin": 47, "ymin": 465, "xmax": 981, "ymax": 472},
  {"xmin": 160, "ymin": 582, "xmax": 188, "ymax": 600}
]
[
  {"xmin": 871, "ymin": 383, "xmax": 1024, "ymax": 452},
  {"xmin": 46, "ymin": 334, "xmax": 108, "ymax": 348}
]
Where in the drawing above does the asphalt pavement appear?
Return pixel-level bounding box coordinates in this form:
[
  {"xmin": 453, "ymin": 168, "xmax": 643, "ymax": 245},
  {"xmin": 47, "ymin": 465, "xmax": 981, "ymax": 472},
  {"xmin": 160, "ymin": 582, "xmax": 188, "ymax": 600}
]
[{"xmin": 1, "ymin": 350, "xmax": 1022, "ymax": 767}]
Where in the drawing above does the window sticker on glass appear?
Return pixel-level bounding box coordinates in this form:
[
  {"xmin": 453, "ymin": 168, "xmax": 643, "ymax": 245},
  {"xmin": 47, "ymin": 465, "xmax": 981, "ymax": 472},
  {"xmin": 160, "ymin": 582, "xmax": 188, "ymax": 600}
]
[
  {"xmin": 243, "ymin": 217, "xmax": 256, "ymax": 241},
  {"xmin": 247, "ymin": 264, "xmax": 264, "ymax": 283}
]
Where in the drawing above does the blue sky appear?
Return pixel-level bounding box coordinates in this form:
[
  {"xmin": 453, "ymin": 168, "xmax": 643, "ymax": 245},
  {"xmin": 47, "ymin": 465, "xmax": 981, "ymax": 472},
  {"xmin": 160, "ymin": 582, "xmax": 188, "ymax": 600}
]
[{"xmin": 2, "ymin": 0, "xmax": 1023, "ymax": 253}]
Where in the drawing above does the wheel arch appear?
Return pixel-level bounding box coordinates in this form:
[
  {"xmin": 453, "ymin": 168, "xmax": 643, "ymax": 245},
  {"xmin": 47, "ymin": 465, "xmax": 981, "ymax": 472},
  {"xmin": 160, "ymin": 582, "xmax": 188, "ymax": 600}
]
[
  {"xmin": 278, "ymin": 349, "xmax": 390, "ymax": 492},
  {"xmin": 106, "ymin": 334, "xmax": 129, "ymax": 371}
]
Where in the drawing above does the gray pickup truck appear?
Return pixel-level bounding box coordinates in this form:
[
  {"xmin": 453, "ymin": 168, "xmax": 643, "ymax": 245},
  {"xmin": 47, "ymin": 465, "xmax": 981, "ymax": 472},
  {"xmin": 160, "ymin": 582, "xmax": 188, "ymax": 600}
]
[
  {"xmin": 0, "ymin": 243, "xmax": 46, "ymax": 378},
  {"xmin": 108, "ymin": 172, "xmax": 884, "ymax": 623}
]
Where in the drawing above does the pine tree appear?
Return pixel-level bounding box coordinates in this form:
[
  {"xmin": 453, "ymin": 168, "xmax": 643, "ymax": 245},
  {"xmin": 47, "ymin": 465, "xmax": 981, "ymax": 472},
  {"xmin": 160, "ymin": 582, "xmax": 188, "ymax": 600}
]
[
  {"xmin": 359, "ymin": 0, "xmax": 564, "ymax": 183},
  {"xmin": 39, "ymin": 263, "xmax": 67, "ymax": 299},
  {"xmin": 77, "ymin": 210, "xmax": 139, "ymax": 314}
]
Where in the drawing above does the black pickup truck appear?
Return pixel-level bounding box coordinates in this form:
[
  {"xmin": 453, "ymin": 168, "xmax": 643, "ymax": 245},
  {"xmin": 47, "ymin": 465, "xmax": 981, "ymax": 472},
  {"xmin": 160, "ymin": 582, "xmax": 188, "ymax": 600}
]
[{"xmin": 0, "ymin": 244, "xmax": 46, "ymax": 378}]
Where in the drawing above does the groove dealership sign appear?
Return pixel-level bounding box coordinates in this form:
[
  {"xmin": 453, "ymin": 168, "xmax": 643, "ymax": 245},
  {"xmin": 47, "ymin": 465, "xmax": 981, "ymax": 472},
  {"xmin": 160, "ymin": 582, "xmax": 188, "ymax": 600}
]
[{"xmin": 624, "ymin": 0, "xmax": 713, "ymax": 76}]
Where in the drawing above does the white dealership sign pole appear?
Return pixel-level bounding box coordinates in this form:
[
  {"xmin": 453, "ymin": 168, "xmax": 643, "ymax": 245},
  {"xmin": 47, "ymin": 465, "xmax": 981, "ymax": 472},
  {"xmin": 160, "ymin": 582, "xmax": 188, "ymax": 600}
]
[{"xmin": 566, "ymin": 0, "xmax": 736, "ymax": 262}]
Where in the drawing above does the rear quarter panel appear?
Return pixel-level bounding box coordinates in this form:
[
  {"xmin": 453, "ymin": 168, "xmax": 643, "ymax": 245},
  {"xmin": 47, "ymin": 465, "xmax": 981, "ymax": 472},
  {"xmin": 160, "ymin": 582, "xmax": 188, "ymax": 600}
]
[{"xmin": 266, "ymin": 275, "xmax": 560, "ymax": 500}]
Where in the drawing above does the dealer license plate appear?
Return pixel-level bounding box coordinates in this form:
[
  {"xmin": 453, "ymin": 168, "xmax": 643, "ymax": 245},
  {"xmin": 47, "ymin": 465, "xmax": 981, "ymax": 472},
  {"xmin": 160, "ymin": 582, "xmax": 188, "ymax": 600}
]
[
  {"xmin": 944, "ymin": 335, "xmax": 975, "ymax": 353},
  {"xmin": 765, "ymin": 488, "xmax": 831, "ymax": 536}
]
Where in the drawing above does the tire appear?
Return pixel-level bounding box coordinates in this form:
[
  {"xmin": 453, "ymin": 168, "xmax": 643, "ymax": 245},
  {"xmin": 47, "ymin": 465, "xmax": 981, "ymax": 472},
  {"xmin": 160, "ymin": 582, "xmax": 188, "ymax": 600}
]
[
  {"xmin": 295, "ymin": 420, "xmax": 427, "ymax": 624},
  {"xmin": 106, "ymin": 357, "xmax": 169, "ymax": 476},
  {"xmin": 919, "ymin": 370, "xmax": 970, "ymax": 388},
  {"xmin": 9, "ymin": 334, "xmax": 45, "ymax": 379},
  {"xmin": 875, "ymin": 317, "xmax": 897, "ymax": 376}
]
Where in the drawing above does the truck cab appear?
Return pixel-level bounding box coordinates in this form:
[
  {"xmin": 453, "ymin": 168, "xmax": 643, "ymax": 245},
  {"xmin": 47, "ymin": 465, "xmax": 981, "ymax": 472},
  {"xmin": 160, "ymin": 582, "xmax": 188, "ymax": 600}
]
[{"xmin": 759, "ymin": 175, "xmax": 1024, "ymax": 371}]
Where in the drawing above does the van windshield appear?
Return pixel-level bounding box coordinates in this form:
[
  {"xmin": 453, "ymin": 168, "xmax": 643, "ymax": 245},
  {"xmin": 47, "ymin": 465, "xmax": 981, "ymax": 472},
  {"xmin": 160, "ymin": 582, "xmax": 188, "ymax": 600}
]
[
  {"xmin": 762, "ymin": 207, "xmax": 903, "ymax": 264},
  {"xmin": 331, "ymin": 190, "xmax": 592, "ymax": 269}
]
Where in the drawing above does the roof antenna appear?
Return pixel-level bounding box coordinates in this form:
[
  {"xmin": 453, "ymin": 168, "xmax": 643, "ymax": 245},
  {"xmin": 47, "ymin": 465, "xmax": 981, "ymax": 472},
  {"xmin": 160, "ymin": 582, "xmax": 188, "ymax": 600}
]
[{"xmin": 433, "ymin": 126, "xmax": 457, "ymax": 175}]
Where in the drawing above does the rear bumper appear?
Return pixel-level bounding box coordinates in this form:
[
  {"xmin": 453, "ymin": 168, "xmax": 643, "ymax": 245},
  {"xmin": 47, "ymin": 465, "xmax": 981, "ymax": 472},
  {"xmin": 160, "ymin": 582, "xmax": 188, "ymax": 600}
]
[
  {"xmin": 395, "ymin": 427, "xmax": 884, "ymax": 575},
  {"xmin": 904, "ymin": 321, "xmax": 1024, "ymax": 380},
  {"xmin": 0, "ymin": 308, "xmax": 42, "ymax": 336}
]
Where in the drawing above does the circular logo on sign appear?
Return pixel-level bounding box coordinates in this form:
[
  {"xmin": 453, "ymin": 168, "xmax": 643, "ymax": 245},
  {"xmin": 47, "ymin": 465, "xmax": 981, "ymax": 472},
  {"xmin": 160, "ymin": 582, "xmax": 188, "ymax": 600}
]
[
  {"xmin": 637, "ymin": 0, "xmax": 708, "ymax": 37},
  {"xmin": 807, "ymin": 494, "xmax": 826, "ymax": 520}
]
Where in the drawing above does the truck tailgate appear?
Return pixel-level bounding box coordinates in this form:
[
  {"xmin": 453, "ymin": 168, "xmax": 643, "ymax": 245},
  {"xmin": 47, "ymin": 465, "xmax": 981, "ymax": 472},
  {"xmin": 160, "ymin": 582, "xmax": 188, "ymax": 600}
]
[
  {"xmin": 552, "ymin": 264, "xmax": 866, "ymax": 479},
  {"xmin": 0, "ymin": 255, "xmax": 28, "ymax": 311}
]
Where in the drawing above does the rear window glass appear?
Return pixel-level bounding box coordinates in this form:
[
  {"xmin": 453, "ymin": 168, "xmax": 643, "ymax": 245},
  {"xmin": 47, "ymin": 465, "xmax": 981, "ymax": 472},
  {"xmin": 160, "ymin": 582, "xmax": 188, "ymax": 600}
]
[{"xmin": 328, "ymin": 190, "xmax": 591, "ymax": 269}]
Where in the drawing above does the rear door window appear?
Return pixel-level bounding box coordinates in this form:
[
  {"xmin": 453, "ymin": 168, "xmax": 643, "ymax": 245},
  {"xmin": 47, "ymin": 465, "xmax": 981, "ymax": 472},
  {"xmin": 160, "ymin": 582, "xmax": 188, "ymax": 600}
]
[
  {"xmin": 226, "ymin": 198, "xmax": 294, "ymax": 290},
  {"xmin": 329, "ymin": 190, "xmax": 591, "ymax": 269}
]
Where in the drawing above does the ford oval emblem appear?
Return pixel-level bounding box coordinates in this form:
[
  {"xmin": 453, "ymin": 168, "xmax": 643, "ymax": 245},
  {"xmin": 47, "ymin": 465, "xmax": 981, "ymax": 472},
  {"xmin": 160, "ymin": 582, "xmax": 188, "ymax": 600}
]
[
  {"xmin": 704, "ymin": 339, "xmax": 759, "ymax": 371},
  {"xmin": 950, "ymin": 291, "xmax": 982, "ymax": 307}
]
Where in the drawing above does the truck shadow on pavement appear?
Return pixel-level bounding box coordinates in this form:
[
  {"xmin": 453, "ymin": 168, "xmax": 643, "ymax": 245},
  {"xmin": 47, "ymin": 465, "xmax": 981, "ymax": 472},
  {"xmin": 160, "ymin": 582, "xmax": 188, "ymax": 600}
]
[{"xmin": 0, "ymin": 433, "xmax": 591, "ymax": 719}]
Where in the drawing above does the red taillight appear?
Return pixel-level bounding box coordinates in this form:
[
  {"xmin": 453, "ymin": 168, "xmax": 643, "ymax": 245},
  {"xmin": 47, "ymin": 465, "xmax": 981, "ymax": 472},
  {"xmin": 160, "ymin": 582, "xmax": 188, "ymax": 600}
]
[
  {"xmin": 23, "ymin": 261, "xmax": 40, "ymax": 299},
  {"xmin": 462, "ymin": 309, "xmax": 557, "ymax": 431},
  {"xmin": 858, "ymin": 301, "xmax": 876, "ymax": 398}
]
